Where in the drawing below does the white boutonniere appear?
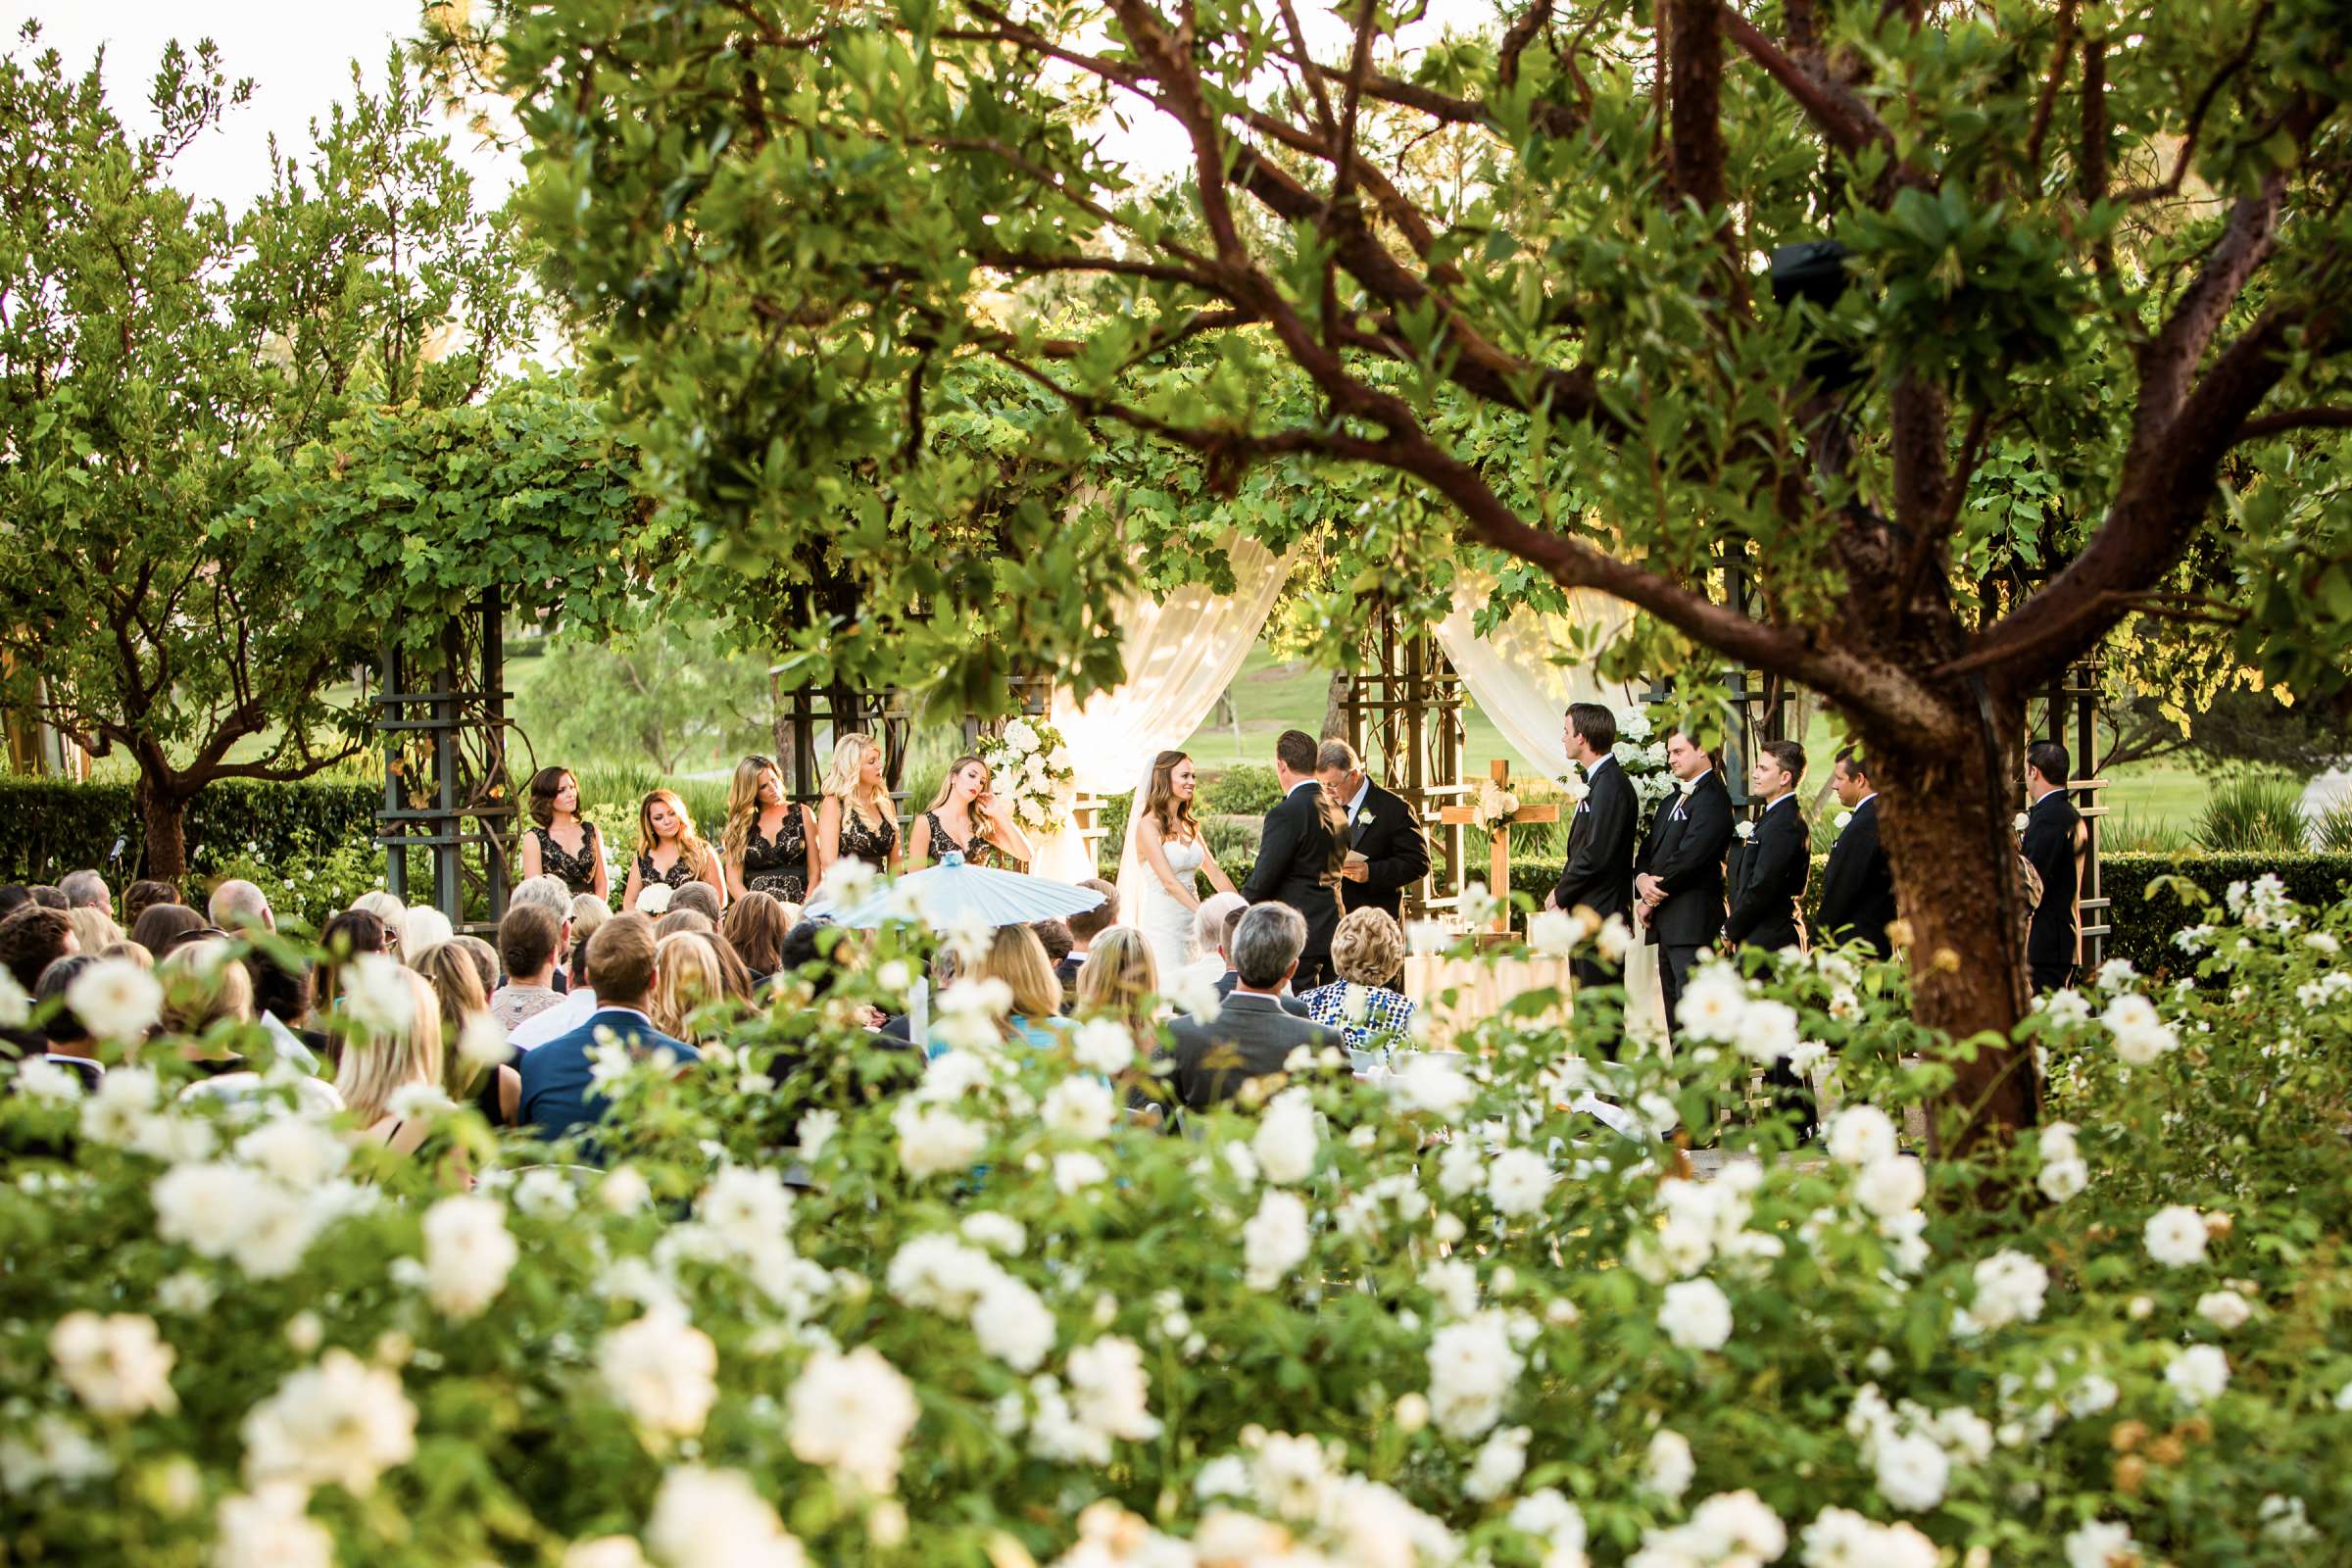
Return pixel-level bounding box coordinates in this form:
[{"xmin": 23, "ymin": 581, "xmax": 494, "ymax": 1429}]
[
  {"xmin": 1735, "ymin": 821, "xmax": 1754, "ymax": 842},
  {"xmin": 1835, "ymin": 810, "xmax": 1853, "ymax": 831},
  {"xmin": 1357, "ymin": 810, "xmax": 1374, "ymax": 828},
  {"xmin": 2012, "ymin": 811, "xmax": 2031, "ymax": 834}
]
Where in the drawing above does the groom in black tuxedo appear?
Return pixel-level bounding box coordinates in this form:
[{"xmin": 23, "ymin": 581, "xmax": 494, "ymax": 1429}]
[
  {"xmin": 1816, "ymin": 751, "xmax": 1896, "ymax": 957},
  {"xmin": 1546, "ymin": 702, "xmax": 1638, "ymax": 992},
  {"xmin": 1242, "ymin": 728, "xmax": 1348, "ymax": 990},
  {"xmin": 1316, "ymin": 739, "xmax": 1432, "ymax": 923},
  {"xmin": 1634, "ymin": 730, "xmax": 1734, "ymax": 1040}
]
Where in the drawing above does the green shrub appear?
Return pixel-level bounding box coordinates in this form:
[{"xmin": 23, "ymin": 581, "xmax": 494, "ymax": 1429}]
[
  {"xmin": 0, "ymin": 778, "xmax": 380, "ymax": 888},
  {"xmin": 2194, "ymin": 775, "xmax": 2307, "ymax": 853},
  {"xmin": 1201, "ymin": 762, "xmax": 1281, "ymax": 815},
  {"xmin": 2311, "ymin": 801, "xmax": 2352, "ymax": 855}
]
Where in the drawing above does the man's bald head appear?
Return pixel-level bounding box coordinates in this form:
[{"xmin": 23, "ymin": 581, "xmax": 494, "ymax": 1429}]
[{"xmin": 208, "ymin": 879, "xmax": 274, "ymax": 934}]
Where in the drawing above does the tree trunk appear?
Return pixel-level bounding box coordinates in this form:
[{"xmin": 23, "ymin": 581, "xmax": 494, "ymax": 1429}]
[
  {"xmin": 1871, "ymin": 721, "xmax": 2042, "ymax": 1155},
  {"xmin": 135, "ymin": 770, "xmax": 191, "ymax": 884},
  {"xmin": 1320, "ymin": 669, "xmax": 1348, "ymax": 743}
]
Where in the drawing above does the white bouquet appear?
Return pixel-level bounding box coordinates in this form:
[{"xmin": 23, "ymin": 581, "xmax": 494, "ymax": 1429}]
[
  {"xmin": 979, "ymin": 716, "xmax": 1076, "ymax": 837},
  {"xmin": 1470, "ymin": 776, "xmax": 1521, "ymax": 834}
]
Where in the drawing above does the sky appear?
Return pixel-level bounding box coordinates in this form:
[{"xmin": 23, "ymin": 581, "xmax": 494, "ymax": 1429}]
[{"xmin": 1, "ymin": 1, "xmax": 522, "ymax": 216}]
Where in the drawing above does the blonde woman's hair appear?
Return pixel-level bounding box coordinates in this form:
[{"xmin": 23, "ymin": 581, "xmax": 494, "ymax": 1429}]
[
  {"xmin": 925, "ymin": 754, "xmax": 989, "ymax": 815},
  {"xmin": 638, "ymin": 789, "xmax": 715, "ymax": 878},
  {"xmin": 68, "ymin": 906, "xmax": 122, "ymax": 956},
  {"xmin": 100, "ymin": 940, "xmax": 154, "ymax": 970},
  {"xmin": 979, "ymin": 923, "xmax": 1063, "ymax": 1023},
  {"xmin": 402, "ymin": 906, "xmax": 456, "ymax": 961},
  {"xmin": 720, "ymin": 756, "xmax": 788, "ymax": 866},
  {"xmin": 651, "ymin": 931, "xmax": 727, "ymax": 1039},
  {"xmin": 410, "ymin": 939, "xmax": 492, "ymax": 1102},
  {"xmin": 334, "ymin": 967, "xmax": 445, "ymax": 1124},
  {"xmin": 351, "ymin": 891, "xmax": 409, "ymax": 950},
  {"xmin": 158, "ymin": 940, "xmax": 255, "ymax": 1037},
  {"xmin": 569, "ymin": 894, "xmax": 611, "ymax": 939},
  {"xmin": 824, "ymin": 733, "xmax": 894, "ymax": 831},
  {"xmin": 1331, "ymin": 906, "xmax": 1407, "ymax": 988},
  {"xmin": 1073, "ymin": 926, "xmax": 1158, "ymax": 1040}
]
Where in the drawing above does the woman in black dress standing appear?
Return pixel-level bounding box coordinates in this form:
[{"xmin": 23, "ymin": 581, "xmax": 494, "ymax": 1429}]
[
  {"xmin": 721, "ymin": 756, "xmax": 816, "ymax": 904},
  {"xmin": 621, "ymin": 790, "xmax": 726, "ymax": 912},
  {"xmin": 907, "ymin": 754, "xmax": 1034, "ymax": 869},
  {"xmin": 518, "ymin": 766, "xmax": 610, "ymax": 903},
  {"xmin": 817, "ymin": 733, "xmax": 904, "ymax": 876}
]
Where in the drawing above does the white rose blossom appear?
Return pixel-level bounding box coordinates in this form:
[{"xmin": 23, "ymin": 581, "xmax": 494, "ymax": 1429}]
[
  {"xmin": 600, "ymin": 1308, "xmax": 719, "ymax": 1443},
  {"xmin": 1657, "ymin": 1278, "xmax": 1735, "ymax": 1351},
  {"xmin": 240, "ymin": 1349, "xmax": 418, "ymax": 1496},
  {"xmin": 50, "ymin": 1311, "xmax": 178, "ymax": 1417},
  {"xmin": 787, "ymin": 1345, "xmax": 919, "ymax": 1494},
  {"xmin": 2143, "ymin": 1204, "xmax": 2210, "ymax": 1267},
  {"xmin": 646, "ymin": 1466, "xmax": 808, "ymax": 1568},
  {"xmin": 1243, "ymin": 1189, "xmax": 1311, "ymax": 1290},
  {"xmin": 66, "ymin": 957, "xmax": 164, "ymax": 1042},
  {"xmin": 420, "ymin": 1195, "xmax": 517, "ymax": 1318}
]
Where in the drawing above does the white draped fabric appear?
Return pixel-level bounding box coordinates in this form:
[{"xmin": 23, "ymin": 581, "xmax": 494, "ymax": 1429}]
[
  {"xmin": 1432, "ymin": 579, "xmax": 1669, "ymax": 1049},
  {"xmin": 1029, "ymin": 535, "xmax": 1296, "ymax": 886}
]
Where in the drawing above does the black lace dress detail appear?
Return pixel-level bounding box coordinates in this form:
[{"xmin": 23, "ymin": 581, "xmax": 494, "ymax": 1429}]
[
  {"xmin": 923, "ymin": 810, "xmax": 998, "ymax": 868},
  {"xmin": 837, "ymin": 804, "xmax": 899, "ymax": 867},
  {"xmin": 532, "ymin": 823, "xmax": 603, "ymax": 896},
  {"xmin": 742, "ymin": 811, "xmax": 810, "ymax": 902},
  {"xmin": 636, "ymin": 849, "xmax": 701, "ymax": 894}
]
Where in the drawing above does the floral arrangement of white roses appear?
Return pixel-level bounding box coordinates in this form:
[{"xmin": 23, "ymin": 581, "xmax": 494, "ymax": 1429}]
[
  {"xmin": 979, "ymin": 715, "xmax": 1076, "ymax": 836},
  {"xmin": 1, "ymin": 868, "xmax": 2349, "ymax": 1568},
  {"xmin": 1469, "ymin": 775, "xmax": 1521, "ymax": 834}
]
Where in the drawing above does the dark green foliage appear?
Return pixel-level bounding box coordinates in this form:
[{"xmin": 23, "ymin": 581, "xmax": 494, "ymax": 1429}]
[
  {"xmin": 0, "ymin": 779, "xmax": 379, "ymax": 888},
  {"xmin": 2194, "ymin": 776, "xmax": 2309, "ymax": 853}
]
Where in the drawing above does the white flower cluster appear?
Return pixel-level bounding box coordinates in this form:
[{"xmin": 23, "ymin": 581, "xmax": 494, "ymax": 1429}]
[
  {"xmin": 1424, "ymin": 1309, "xmax": 1526, "ymax": 1438},
  {"xmin": 888, "ymin": 1231, "xmax": 1060, "ymax": 1372},
  {"xmin": 1634, "ymin": 1166, "xmax": 1780, "ymax": 1282},
  {"xmin": 2225, "ymin": 872, "xmax": 2295, "ymax": 930},
  {"xmin": 1797, "ymin": 1506, "xmax": 1938, "ymax": 1568},
  {"xmin": 1023, "ymin": 1335, "xmax": 1162, "ymax": 1464},
  {"xmin": 1470, "ymin": 775, "xmax": 1521, "ymax": 833},
  {"xmin": 2037, "ymin": 1121, "xmax": 2089, "ymax": 1201},
  {"xmin": 1822, "ymin": 1107, "xmax": 1931, "ymax": 1273},
  {"xmin": 50, "ymin": 1311, "xmax": 178, "ymax": 1417},
  {"xmin": 64, "ymin": 956, "xmax": 164, "ymax": 1041},
  {"xmin": 1955, "ymin": 1250, "xmax": 2049, "ymax": 1336},
  {"xmin": 1843, "ymin": 1384, "xmax": 1993, "ymax": 1512},
  {"xmin": 147, "ymin": 1105, "xmax": 376, "ymax": 1282},
  {"xmin": 2143, "ymin": 1203, "xmax": 2212, "ymax": 1267},
  {"xmin": 600, "ymin": 1308, "xmax": 718, "ymax": 1444},
  {"xmin": 2099, "ymin": 991, "xmax": 2179, "ymax": 1066},
  {"xmin": 419, "ymin": 1195, "xmax": 518, "ymax": 1318},
  {"xmin": 241, "ymin": 1349, "xmax": 418, "ymax": 1496},
  {"xmin": 979, "ymin": 715, "xmax": 1076, "ymax": 835},
  {"xmin": 646, "ymin": 1465, "xmax": 808, "ymax": 1567},
  {"xmin": 1675, "ymin": 963, "xmax": 1803, "ymax": 1063},
  {"xmin": 1164, "ymin": 1431, "xmax": 1463, "ymax": 1568},
  {"xmin": 788, "ymin": 1345, "xmax": 920, "ymax": 1494},
  {"xmin": 1627, "ymin": 1489, "xmax": 1785, "ymax": 1567}
]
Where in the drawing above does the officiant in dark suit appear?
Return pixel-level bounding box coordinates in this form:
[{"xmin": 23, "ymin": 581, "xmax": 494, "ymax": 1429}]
[
  {"xmin": 1241, "ymin": 729, "xmax": 1348, "ymax": 990},
  {"xmin": 1317, "ymin": 740, "xmax": 1431, "ymax": 930},
  {"xmin": 1634, "ymin": 731, "xmax": 1734, "ymax": 1039},
  {"xmin": 1816, "ymin": 751, "xmax": 1896, "ymax": 958},
  {"xmin": 1546, "ymin": 702, "xmax": 1638, "ymax": 991}
]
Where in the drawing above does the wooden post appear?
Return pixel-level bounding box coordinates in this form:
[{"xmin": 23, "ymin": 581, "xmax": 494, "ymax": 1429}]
[{"xmin": 1437, "ymin": 759, "xmax": 1560, "ymax": 932}]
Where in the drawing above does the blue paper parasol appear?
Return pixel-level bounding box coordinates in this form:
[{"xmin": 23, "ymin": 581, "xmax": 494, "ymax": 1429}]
[{"xmin": 807, "ymin": 852, "xmax": 1107, "ymax": 930}]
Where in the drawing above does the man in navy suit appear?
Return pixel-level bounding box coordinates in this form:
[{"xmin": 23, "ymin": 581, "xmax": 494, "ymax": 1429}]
[
  {"xmin": 1634, "ymin": 731, "xmax": 1734, "ymax": 1040},
  {"xmin": 1546, "ymin": 702, "xmax": 1639, "ymax": 992},
  {"xmin": 1724, "ymin": 739, "xmax": 1816, "ymax": 1140},
  {"xmin": 1816, "ymin": 750, "xmax": 1896, "ymax": 958},
  {"xmin": 1241, "ymin": 729, "xmax": 1348, "ymax": 991},
  {"xmin": 519, "ymin": 913, "xmax": 701, "ymax": 1153}
]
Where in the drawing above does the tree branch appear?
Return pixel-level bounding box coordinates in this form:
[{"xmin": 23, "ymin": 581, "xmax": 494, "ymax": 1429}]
[
  {"xmin": 2114, "ymin": 3, "xmax": 2271, "ymax": 203},
  {"xmin": 1719, "ymin": 6, "xmax": 1893, "ymax": 159},
  {"xmin": 2234, "ymin": 406, "xmax": 2352, "ymax": 442}
]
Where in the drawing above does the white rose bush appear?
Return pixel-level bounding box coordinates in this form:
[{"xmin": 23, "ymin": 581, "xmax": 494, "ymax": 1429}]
[{"xmin": 2, "ymin": 875, "xmax": 2350, "ymax": 1563}]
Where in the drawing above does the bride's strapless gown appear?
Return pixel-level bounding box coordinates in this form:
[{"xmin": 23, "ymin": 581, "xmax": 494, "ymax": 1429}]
[{"xmin": 1138, "ymin": 835, "xmax": 1207, "ymax": 981}]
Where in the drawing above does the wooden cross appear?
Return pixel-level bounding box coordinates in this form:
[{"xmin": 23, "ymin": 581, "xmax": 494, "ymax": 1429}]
[{"xmin": 1438, "ymin": 759, "xmax": 1561, "ymax": 933}]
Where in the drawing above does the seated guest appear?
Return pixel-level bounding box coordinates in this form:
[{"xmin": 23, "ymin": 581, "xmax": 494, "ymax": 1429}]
[
  {"xmin": 1031, "ymin": 919, "xmax": 1075, "ymax": 1010},
  {"xmin": 67, "ymin": 906, "xmax": 123, "ymax": 959},
  {"xmin": 248, "ymin": 945, "xmax": 327, "ymax": 1075},
  {"xmin": 33, "ymin": 956, "xmax": 105, "ymax": 1091},
  {"xmin": 1072, "ymin": 927, "xmax": 1159, "ymax": 1053},
  {"xmin": 651, "ymin": 932, "xmax": 734, "ymax": 1044},
  {"xmin": 351, "ymin": 891, "xmax": 412, "ymax": 956},
  {"xmin": 976, "ymin": 923, "xmax": 1072, "ymax": 1050},
  {"xmin": 490, "ymin": 905, "xmax": 567, "ymax": 1033},
  {"xmin": 157, "ymin": 941, "xmax": 255, "ymax": 1074},
  {"xmin": 508, "ymin": 875, "xmax": 574, "ymax": 991},
  {"xmin": 1062, "ymin": 879, "xmax": 1117, "ymax": 987},
  {"xmin": 207, "ymin": 878, "xmax": 275, "ymax": 935},
  {"xmin": 401, "ymin": 906, "xmax": 456, "ymax": 961},
  {"xmin": 704, "ymin": 933, "xmax": 757, "ymax": 1004},
  {"xmin": 509, "ymin": 934, "xmax": 598, "ymax": 1052},
  {"xmin": 59, "ymin": 870, "xmax": 110, "ymax": 912},
  {"xmin": 130, "ymin": 903, "xmax": 208, "ymax": 960},
  {"xmin": 451, "ymin": 935, "xmax": 501, "ymax": 998},
  {"xmin": 1298, "ymin": 907, "xmax": 1416, "ymax": 1050},
  {"xmin": 122, "ymin": 880, "xmax": 178, "ymax": 929},
  {"xmin": 670, "ymin": 881, "xmax": 724, "ymax": 922},
  {"xmin": 722, "ymin": 890, "xmax": 788, "ymax": 987},
  {"xmin": 566, "ymin": 893, "xmax": 611, "ymax": 986},
  {"xmin": 335, "ymin": 964, "xmax": 446, "ymax": 1156},
  {"xmin": 2, "ymin": 906, "xmax": 79, "ymax": 993},
  {"xmin": 1153, "ymin": 904, "xmax": 1346, "ymax": 1109},
  {"xmin": 1206, "ymin": 901, "xmax": 1309, "ymax": 1018},
  {"xmin": 414, "ymin": 938, "xmax": 519, "ymax": 1125},
  {"xmin": 0, "ymin": 885, "xmax": 30, "ymax": 918},
  {"xmin": 99, "ymin": 940, "xmax": 153, "ymax": 969},
  {"xmin": 1184, "ymin": 892, "xmax": 1248, "ymax": 992},
  {"xmin": 315, "ymin": 909, "xmax": 389, "ymax": 1029},
  {"xmin": 518, "ymin": 914, "xmax": 701, "ymax": 1149},
  {"xmin": 26, "ymin": 886, "xmax": 68, "ymax": 910},
  {"xmin": 655, "ymin": 908, "xmax": 714, "ymax": 939}
]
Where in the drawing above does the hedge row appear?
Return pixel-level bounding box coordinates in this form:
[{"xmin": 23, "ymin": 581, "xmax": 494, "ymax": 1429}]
[{"xmin": 0, "ymin": 778, "xmax": 380, "ymax": 886}]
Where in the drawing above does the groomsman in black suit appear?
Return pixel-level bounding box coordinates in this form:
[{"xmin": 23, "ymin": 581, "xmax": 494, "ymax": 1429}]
[
  {"xmin": 1242, "ymin": 728, "xmax": 1348, "ymax": 991},
  {"xmin": 1634, "ymin": 731, "xmax": 1734, "ymax": 1039},
  {"xmin": 1724, "ymin": 739, "xmax": 1816, "ymax": 1140},
  {"xmin": 1545, "ymin": 702, "xmax": 1638, "ymax": 992},
  {"xmin": 1317, "ymin": 740, "xmax": 1432, "ymax": 923},
  {"xmin": 1815, "ymin": 751, "xmax": 1896, "ymax": 957},
  {"xmin": 2021, "ymin": 740, "xmax": 2082, "ymax": 992}
]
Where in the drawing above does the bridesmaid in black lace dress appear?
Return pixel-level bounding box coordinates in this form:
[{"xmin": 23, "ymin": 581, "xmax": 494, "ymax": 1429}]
[
  {"xmin": 621, "ymin": 789, "xmax": 725, "ymax": 912},
  {"xmin": 519, "ymin": 767, "xmax": 610, "ymax": 902},
  {"xmin": 721, "ymin": 756, "xmax": 816, "ymax": 905},
  {"xmin": 817, "ymin": 734, "xmax": 904, "ymax": 877},
  {"xmin": 908, "ymin": 754, "xmax": 1035, "ymax": 869}
]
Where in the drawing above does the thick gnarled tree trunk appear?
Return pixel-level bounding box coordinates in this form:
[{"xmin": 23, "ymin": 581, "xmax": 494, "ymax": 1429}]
[{"xmin": 134, "ymin": 770, "xmax": 192, "ymax": 884}]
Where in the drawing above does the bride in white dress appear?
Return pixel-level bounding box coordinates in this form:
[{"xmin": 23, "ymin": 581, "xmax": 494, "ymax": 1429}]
[{"xmin": 1122, "ymin": 750, "xmax": 1239, "ymax": 982}]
